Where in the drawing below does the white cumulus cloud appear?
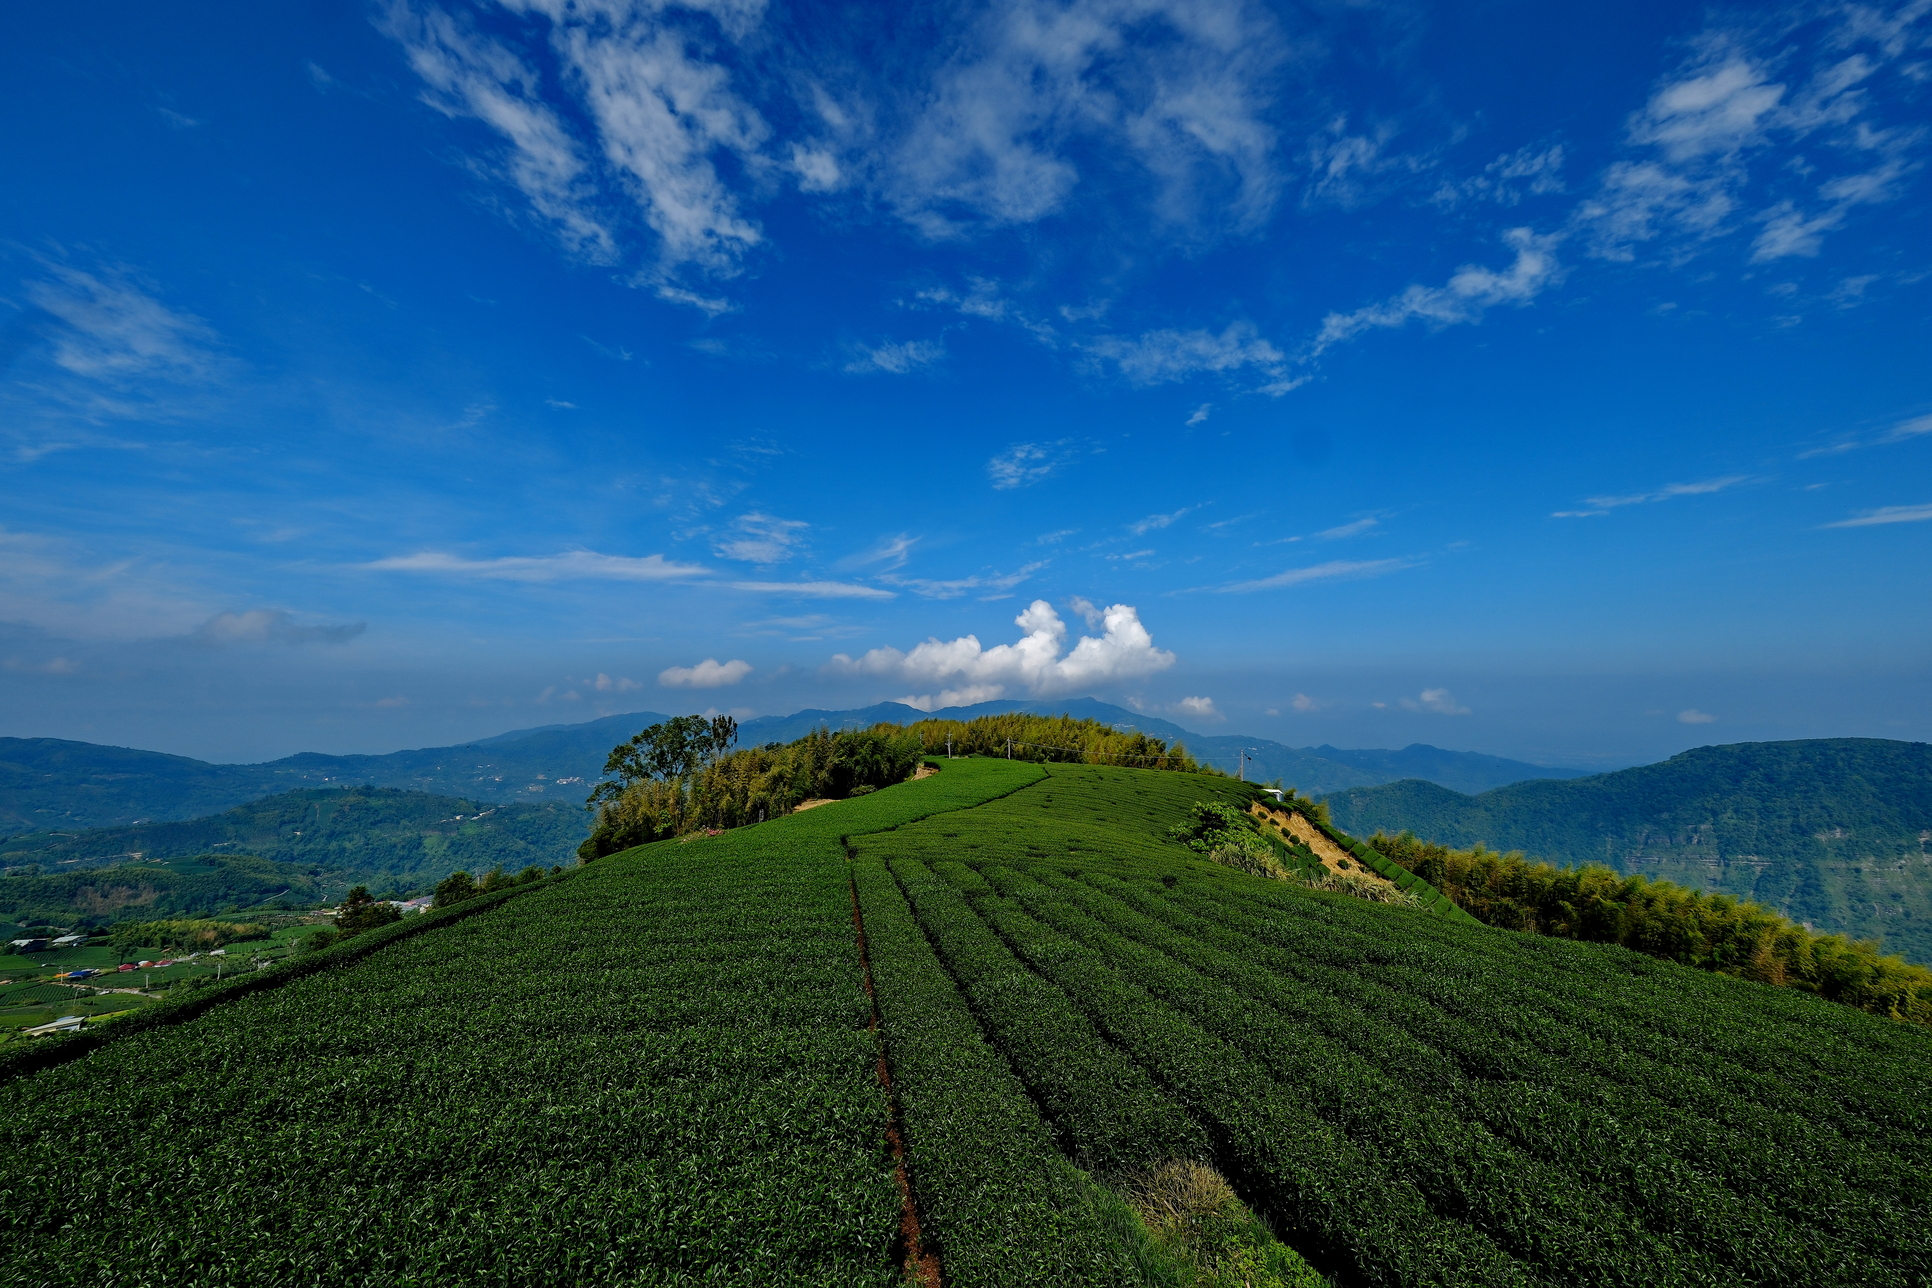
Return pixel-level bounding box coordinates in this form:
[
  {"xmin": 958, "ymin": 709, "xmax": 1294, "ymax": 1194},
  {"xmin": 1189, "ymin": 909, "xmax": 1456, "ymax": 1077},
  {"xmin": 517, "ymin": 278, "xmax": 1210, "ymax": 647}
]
[
  {"xmin": 1175, "ymin": 695, "xmax": 1222, "ymax": 721},
  {"xmin": 659, "ymin": 657, "xmax": 753, "ymax": 687},
  {"xmin": 1401, "ymin": 687, "xmax": 1471, "ymax": 715},
  {"xmin": 829, "ymin": 598, "xmax": 1175, "ymax": 708}
]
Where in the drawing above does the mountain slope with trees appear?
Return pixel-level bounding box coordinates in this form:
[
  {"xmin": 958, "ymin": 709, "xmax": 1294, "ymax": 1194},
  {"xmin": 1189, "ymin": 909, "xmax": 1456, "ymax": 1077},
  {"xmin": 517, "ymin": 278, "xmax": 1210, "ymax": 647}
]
[
  {"xmin": 1322, "ymin": 738, "xmax": 1932, "ymax": 963},
  {"xmin": 0, "ymin": 787, "xmax": 582, "ymax": 919},
  {"xmin": 1, "ymin": 701, "xmax": 1584, "ymax": 834}
]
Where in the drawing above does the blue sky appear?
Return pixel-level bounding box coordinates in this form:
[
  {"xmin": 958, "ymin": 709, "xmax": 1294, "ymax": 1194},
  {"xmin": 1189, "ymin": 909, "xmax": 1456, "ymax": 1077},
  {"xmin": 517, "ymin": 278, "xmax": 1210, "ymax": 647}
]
[{"xmin": 2, "ymin": 0, "xmax": 1929, "ymax": 767}]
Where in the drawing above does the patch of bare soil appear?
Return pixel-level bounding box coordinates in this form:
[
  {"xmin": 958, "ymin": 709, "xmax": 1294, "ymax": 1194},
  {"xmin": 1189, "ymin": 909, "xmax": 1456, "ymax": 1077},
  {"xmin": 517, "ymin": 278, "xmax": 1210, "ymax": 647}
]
[
  {"xmin": 1248, "ymin": 803, "xmax": 1399, "ymax": 890},
  {"xmin": 793, "ymin": 798, "xmax": 837, "ymax": 812}
]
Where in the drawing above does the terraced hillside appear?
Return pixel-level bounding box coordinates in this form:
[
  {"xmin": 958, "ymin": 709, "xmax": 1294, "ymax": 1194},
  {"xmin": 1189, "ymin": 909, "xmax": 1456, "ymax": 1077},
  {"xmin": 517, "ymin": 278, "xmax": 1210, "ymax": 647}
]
[{"xmin": 2, "ymin": 760, "xmax": 1925, "ymax": 1287}]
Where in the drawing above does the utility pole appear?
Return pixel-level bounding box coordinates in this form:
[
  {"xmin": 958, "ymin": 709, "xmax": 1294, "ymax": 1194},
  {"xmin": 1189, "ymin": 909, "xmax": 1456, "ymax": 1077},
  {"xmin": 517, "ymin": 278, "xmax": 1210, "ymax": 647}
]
[
  {"xmin": 946, "ymin": 737, "xmax": 952, "ymax": 759},
  {"xmin": 1006, "ymin": 737, "xmax": 1012, "ymax": 759}
]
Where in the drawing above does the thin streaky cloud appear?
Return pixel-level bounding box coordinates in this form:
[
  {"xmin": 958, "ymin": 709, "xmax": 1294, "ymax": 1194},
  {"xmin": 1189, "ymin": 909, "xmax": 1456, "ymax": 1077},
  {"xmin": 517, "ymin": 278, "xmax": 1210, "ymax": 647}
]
[
  {"xmin": 1218, "ymin": 558, "xmax": 1412, "ymax": 592},
  {"xmin": 728, "ymin": 579, "xmax": 895, "ymax": 599},
  {"xmin": 1572, "ymin": 474, "xmax": 1754, "ymax": 510},
  {"xmin": 1312, "ymin": 228, "xmax": 1562, "ymax": 358},
  {"xmin": 881, "ymin": 561, "xmax": 1046, "ymax": 600},
  {"xmin": 365, "ymin": 550, "xmax": 708, "ymax": 581},
  {"xmin": 26, "ymin": 263, "xmax": 223, "ymax": 383},
  {"xmin": 1822, "ymin": 503, "xmax": 1932, "ymax": 528},
  {"xmin": 844, "ymin": 339, "xmax": 944, "ymax": 375},
  {"xmin": 1315, "ymin": 517, "xmax": 1378, "ymax": 540},
  {"xmin": 1129, "ymin": 507, "xmax": 1196, "ymax": 535}
]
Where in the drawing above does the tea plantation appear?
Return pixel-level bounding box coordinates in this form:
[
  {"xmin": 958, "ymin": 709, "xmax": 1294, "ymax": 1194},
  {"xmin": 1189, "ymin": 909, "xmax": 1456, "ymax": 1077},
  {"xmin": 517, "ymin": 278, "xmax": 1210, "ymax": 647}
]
[{"xmin": 1, "ymin": 759, "xmax": 1926, "ymax": 1286}]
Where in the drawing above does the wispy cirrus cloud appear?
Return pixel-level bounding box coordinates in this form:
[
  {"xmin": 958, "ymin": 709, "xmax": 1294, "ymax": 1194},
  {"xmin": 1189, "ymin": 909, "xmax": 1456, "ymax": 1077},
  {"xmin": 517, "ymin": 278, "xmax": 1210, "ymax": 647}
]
[
  {"xmin": 1129, "ymin": 507, "xmax": 1196, "ymax": 536},
  {"xmin": 25, "ymin": 263, "xmax": 224, "ymax": 383},
  {"xmin": 1798, "ymin": 412, "xmax": 1932, "ymax": 459},
  {"xmin": 1552, "ymin": 474, "xmax": 1753, "ymax": 517},
  {"xmin": 1821, "ymin": 502, "xmax": 1932, "ymax": 528},
  {"xmin": 728, "ymin": 579, "xmax": 894, "ymax": 599},
  {"xmin": 1084, "ymin": 322, "xmax": 1301, "ymax": 395},
  {"xmin": 1218, "ymin": 557, "xmax": 1412, "ymax": 592},
  {"xmin": 193, "ymin": 609, "xmax": 365, "ymax": 646},
  {"xmin": 1315, "ymin": 517, "xmax": 1378, "ymax": 540},
  {"xmin": 365, "ymin": 549, "xmax": 708, "ymax": 580},
  {"xmin": 380, "ymin": 2, "xmax": 620, "ymax": 266},
  {"xmin": 988, "ymin": 440, "xmax": 1076, "ymax": 489},
  {"xmin": 1312, "ymin": 228, "xmax": 1563, "ymax": 358},
  {"xmin": 881, "ymin": 562, "xmax": 1046, "ymax": 600},
  {"xmin": 713, "ymin": 512, "xmax": 808, "ymax": 564},
  {"xmin": 844, "ymin": 338, "xmax": 944, "ymax": 375},
  {"xmin": 1572, "ymin": 8, "xmax": 1930, "ymax": 267},
  {"xmin": 886, "ymin": 0, "xmax": 1287, "ymax": 238},
  {"xmin": 1431, "ymin": 143, "xmax": 1566, "ymax": 208},
  {"xmin": 382, "ymin": 0, "xmax": 768, "ymax": 294}
]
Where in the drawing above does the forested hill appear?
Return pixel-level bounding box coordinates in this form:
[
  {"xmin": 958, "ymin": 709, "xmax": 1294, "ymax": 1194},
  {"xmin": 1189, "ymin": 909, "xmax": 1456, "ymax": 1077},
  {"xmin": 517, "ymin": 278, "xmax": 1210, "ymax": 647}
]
[
  {"xmin": 0, "ymin": 719, "xmax": 670, "ymax": 833},
  {"xmin": 0, "ymin": 787, "xmax": 584, "ymax": 894},
  {"xmin": 1323, "ymin": 738, "xmax": 1932, "ymax": 963},
  {"xmin": 3, "ymin": 700, "xmax": 1587, "ymax": 834}
]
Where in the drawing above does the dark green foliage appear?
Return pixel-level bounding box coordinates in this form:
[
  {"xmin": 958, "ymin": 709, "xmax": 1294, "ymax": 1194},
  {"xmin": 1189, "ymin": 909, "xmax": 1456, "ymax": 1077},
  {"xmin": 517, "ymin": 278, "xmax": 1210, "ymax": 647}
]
[
  {"xmin": 859, "ymin": 763, "xmax": 1931, "ymax": 1287},
  {"xmin": 1167, "ymin": 801, "xmax": 1262, "ymax": 853},
  {"xmin": 0, "ymin": 853, "xmax": 322, "ymax": 931},
  {"xmin": 0, "ymin": 758, "xmax": 1159, "ymax": 1287},
  {"xmin": 333, "ymin": 886, "xmax": 401, "ymax": 938},
  {"xmin": 907, "ymin": 712, "xmax": 1199, "ymax": 770},
  {"xmin": 1370, "ymin": 830, "xmax": 1932, "ymax": 1024},
  {"xmin": 853, "ymin": 852, "xmax": 1176, "ymax": 1287},
  {"xmin": 1322, "ymin": 737, "xmax": 1932, "ymax": 961},
  {"xmin": 432, "ymin": 869, "xmax": 476, "ymax": 907},
  {"xmin": 589, "ymin": 714, "xmax": 739, "ymax": 806},
  {"xmin": 579, "ymin": 724, "xmax": 926, "ymax": 860},
  {"xmin": 106, "ymin": 918, "xmax": 267, "ymax": 952}
]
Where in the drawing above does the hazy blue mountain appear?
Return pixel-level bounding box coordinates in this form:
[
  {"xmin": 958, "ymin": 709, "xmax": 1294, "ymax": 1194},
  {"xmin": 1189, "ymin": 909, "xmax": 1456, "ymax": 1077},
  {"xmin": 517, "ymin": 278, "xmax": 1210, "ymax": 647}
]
[
  {"xmin": 904, "ymin": 696, "xmax": 1588, "ymax": 795},
  {"xmin": 1, "ymin": 698, "xmax": 1588, "ymax": 836},
  {"xmin": 0, "ymin": 738, "xmax": 288, "ymax": 835},
  {"xmin": 1321, "ymin": 738, "xmax": 1932, "ymax": 963}
]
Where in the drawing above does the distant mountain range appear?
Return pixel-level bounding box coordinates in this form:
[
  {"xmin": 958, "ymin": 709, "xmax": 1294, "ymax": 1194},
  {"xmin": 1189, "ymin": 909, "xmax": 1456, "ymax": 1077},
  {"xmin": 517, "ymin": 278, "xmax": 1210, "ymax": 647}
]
[
  {"xmin": 0, "ymin": 698, "xmax": 1588, "ymax": 835},
  {"xmin": 0, "ymin": 786, "xmax": 585, "ymax": 930},
  {"xmin": 1322, "ymin": 738, "xmax": 1932, "ymax": 964}
]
